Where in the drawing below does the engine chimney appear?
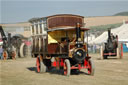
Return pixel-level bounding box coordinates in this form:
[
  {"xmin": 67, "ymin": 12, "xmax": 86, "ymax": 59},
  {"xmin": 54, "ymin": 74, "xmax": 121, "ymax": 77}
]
[
  {"xmin": 108, "ymin": 29, "xmax": 111, "ymax": 39},
  {"xmin": 76, "ymin": 23, "xmax": 81, "ymax": 42},
  {"xmin": 8, "ymin": 33, "xmax": 11, "ymax": 45}
]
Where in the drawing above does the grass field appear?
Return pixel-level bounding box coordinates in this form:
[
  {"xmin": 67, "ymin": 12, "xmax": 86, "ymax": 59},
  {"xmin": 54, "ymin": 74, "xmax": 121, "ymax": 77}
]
[{"xmin": 0, "ymin": 53, "xmax": 128, "ymax": 85}]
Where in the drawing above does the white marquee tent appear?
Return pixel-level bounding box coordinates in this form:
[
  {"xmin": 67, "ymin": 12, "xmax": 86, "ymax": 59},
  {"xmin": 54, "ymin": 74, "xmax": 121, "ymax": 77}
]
[{"xmin": 89, "ymin": 21, "xmax": 128, "ymax": 45}]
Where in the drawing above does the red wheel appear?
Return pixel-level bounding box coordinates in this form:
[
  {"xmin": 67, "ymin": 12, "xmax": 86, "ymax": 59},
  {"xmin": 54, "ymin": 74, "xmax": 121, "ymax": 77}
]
[
  {"xmin": 87, "ymin": 59, "xmax": 95, "ymax": 76},
  {"xmin": 3, "ymin": 51, "xmax": 8, "ymax": 60},
  {"xmin": 64, "ymin": 59, "xmax": 70, "ymax": 76},
  {"xmin": 64, "ymin": 63, "xmax": 67, "ymax": 75},
  {"xmin": 36, "ymin": 57, "xmax": 40, "ymax": 73},
  {"xmin": 36, "ymin": 55, "xmax": 47, "ymax": 73}
]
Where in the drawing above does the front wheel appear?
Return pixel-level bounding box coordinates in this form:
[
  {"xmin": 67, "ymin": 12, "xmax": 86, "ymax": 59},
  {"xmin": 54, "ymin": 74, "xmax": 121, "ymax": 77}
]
[
  {"xmin": 3, "ymin": 51, "xmax": 8, "ymax": 60},
  {"xmin": 11, "ymin": 46, "xmax": 17, "ymax": 59},
  {"xmin": 87, "ymin": 59, "xmax": 95, "ymax": 76},
  {"xmin": 11, "ymin": 50, "xmax": 17, "ymax": 60},
  {"xmin": 64, "ymin": 59, "xmax": 71, "ymax": 76}
]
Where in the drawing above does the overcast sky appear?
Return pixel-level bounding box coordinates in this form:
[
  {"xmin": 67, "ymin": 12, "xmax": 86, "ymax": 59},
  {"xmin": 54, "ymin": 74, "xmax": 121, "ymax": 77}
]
[{"xmin": 1, "ymin": 0, "xmax": 128, "ymax": 23}]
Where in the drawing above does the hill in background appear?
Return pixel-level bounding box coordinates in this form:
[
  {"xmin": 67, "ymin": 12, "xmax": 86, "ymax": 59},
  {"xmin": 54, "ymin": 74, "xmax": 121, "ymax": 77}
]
[
  {"xmin": 114, "ymin": 11, "xmax": 128, "ymax": 16},
  {"xmin": 89, "ymin": 23, "xmax": 123, "ymax": 37},
  {"xmin": 1, "ymin": 12, "xmax": 128, "ymax": 38}
]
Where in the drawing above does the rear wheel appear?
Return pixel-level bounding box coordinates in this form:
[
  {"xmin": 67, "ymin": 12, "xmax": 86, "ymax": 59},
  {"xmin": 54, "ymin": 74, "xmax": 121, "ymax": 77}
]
[
  {"xmin": 117, "ymin": 47, "xmax": 122, "ymax": 59},
  {"xmin": 64, "ymin": 59, "xmax": 71, "ymax": 76},
  {"xmin": 36, "ymin": 56, "xmax": 47, "ymax": 73},
  {"xmin": 20, "ymin": 43, "xmax": 25, "ymax": 58},
  {"xmin": 20, "ymin": 43, "xmax": 30, "ymax": 58},
  {"xmin": 87, "ymin": 59, "xmax": 95, "ymax": 76},
  {"xmin": 36, "ymin": 57, "xmax": 40, "ymax": 72}
]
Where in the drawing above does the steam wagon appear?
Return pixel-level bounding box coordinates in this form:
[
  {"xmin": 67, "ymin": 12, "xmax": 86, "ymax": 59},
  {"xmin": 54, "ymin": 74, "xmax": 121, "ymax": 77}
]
[
  {"xmin": 29, "ymin": 14, "xmax": 95, "ymax": 76},
  {"xmin": 101, "ymin": 29, "xmax": 123, "ymax": 59}
]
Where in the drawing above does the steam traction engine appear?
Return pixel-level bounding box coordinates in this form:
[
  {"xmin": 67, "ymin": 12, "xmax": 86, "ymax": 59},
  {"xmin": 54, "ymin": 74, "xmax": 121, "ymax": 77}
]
[
  {"xmin": 101, "ymin": 29, "xmax": 123, "ymax": 59},
  {"xmin": 0, "ymin": 26, "xmax": 17, "ymax": 60},
  {"xmin": 29, "ymin": 14, "xmax": 95, "ymax": 76}
]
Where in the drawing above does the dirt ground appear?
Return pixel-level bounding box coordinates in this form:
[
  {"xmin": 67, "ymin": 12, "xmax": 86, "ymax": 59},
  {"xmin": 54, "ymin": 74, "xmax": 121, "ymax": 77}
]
[{"xmin": 0, "ymin": 53, "xmax": 128, "ymax": 85}]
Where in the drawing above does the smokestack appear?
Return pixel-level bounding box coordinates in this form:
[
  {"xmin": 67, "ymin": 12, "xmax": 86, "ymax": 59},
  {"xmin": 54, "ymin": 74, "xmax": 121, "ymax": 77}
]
[
  {"xmin": 76, "ymin": 23, "xmax": 81, "ymax": 42},
  {"xmin": 108, "ymin": 29, "xmax": 111, "ymax": 39},
  {"xmin": 8, "ymin": 33, "xmax": 11, "ymax": 44}
]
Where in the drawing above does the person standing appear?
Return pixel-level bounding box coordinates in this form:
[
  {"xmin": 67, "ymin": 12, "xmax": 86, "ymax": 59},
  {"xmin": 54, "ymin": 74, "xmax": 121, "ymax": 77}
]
[{"xmin": 0, "ymin": 45, "xmax": 3, "ymax": 59}]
